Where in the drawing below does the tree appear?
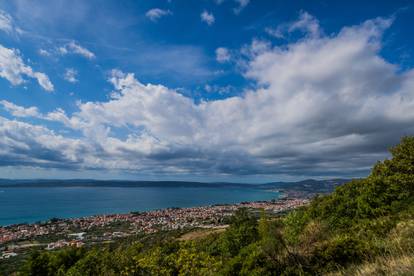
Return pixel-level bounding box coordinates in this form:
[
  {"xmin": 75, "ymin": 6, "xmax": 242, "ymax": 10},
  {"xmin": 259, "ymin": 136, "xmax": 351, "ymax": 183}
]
[{"xmin": 219, "ymin": 208, "xmax": 259, "ymax": 256}]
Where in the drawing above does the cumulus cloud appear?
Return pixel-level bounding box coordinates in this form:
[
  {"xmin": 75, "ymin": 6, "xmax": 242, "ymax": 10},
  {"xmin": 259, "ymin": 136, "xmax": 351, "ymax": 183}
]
[
  {"xmin": 145, "ymin": 8, "xmax": 172, "ymax": 22},
  {"xmin": 288, "ymin": 11, "xmax": 321, "ymax": 37},
  {"xmin": 64, "ymin": 68, "xmax": 78, "ymax": 83},
  {"xmin": 0, "ymin": 44, "xmax": 54, "ymax": 91},
  {"xmin": 201, "ymin": 11, "xmax": 215, "ymax": 26},
  {"xmin": 0, "ymin": 101, "xmax": 75, "ymax": 128},
  {"xmin": 215, "ymin": 47, "xmax": 231, "ymax": 63},
  {"xmin": 0, "ymin": 100, "xmax": 41, "ymax": 117},
  {"xmin": 0, "ymin": 116, "xmax": 86, "ymax": 168},
  {"xmin": 58, "ymin": 41, "xmax": 95, "ymax": 59},
  {"xmin": 1, "ymin": 14, "xmax": 414, "ymax": 178}
]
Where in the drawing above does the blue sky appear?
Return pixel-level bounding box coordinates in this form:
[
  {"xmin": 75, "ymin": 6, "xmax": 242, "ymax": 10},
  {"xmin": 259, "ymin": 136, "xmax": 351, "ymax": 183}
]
[{"xmin": 0, "ymin": 0, "xmax": 413, "ymax": 182}]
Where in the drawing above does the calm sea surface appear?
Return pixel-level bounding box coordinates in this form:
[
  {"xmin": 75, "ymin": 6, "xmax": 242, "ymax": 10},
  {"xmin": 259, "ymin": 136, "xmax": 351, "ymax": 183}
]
[{"xmin": 0, "ymin": 186, "xmax": 278, "ymax": 226}]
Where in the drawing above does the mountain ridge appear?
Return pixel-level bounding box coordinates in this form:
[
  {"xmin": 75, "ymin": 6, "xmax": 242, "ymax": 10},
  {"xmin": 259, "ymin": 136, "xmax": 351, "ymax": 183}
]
[{"xmin": 0, "ymin": 178, "xmax": 352, "ymax": 194}]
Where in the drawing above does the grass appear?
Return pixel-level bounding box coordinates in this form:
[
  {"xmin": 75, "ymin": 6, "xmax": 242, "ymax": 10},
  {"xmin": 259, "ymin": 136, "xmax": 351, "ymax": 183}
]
[
  {"xmin": 330, "ymin": 254, "xmax": 414, "ymax": 276},
  {"xmin": 177, "ymin": 226, "xmax": 227, "ymax": 241}
]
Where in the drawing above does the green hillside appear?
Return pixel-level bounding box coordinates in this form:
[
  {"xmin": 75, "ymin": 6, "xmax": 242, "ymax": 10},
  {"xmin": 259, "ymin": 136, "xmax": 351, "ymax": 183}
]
[{"xmin": 14, "ymin": 137, "xmax": 414, "ymax": 275}]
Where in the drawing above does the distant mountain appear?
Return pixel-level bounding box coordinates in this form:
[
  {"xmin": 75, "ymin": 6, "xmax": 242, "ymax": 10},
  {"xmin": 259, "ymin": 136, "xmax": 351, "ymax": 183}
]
[
  {"xmin": 258, "ymin": 178, "xmax": 352, "ymax": 193},
  {"xmin": 0, "ymin": 179, "xmax": 246, "ymax": 188},
  {"xmin": 0, "ymin": 178, "xmax": 352, "ymax": 194}
]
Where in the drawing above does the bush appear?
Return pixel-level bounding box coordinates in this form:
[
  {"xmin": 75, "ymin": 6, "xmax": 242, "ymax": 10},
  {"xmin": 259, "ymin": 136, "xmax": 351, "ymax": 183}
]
[
  {"xmin": 310, "ymin": 234, "xmax": 369, "ymax": 272},
  {"xmin": 17, "ymin": 137, "xmax": 414, "ymax": 276}
]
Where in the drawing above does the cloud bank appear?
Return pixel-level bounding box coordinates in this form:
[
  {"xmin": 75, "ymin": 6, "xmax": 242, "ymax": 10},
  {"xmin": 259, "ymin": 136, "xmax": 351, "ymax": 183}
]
[{"xmin": 1, "ymin": 15, "xmax": 413, "ymax": 179}]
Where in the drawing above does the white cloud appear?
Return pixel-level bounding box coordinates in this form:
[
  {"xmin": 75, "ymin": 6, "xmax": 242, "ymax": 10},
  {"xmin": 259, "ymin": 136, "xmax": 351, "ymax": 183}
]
[
  {"xmin": 64, "ymin": 68, "xmax": 78, "ymax": 83},
  {"xmin": 38, "ymin": 49, "xmax": 51, "ymax": 57},
  {"xmin": 0, "ymin": 10, "xmax": 14, "ymax": 34},
  {"xmin": 288, "ymin": 11, "xmax": 321, "ymax": 38},
  {"xmin": 145, "ymin": 8, "xmax": 172, "ymax": 22},
  {"xmin": 39, "ymin": 42, "xmax": 95, "ymax": 60},
  {"xmin": 0, "ymin": 116, "xmax": 86, "ymax": 168},
  {"xmin": 201, "ymin": 11, "xmax": 215, "ymax": 26},
  {"xmin": 0, "ymin": 100, "xmax": 41, "ymax": 117},
  {"xmin": 0, "ymin": 9, "xmax": 22, "ymax": 35},
  {"xmin": 1, "ymin": 15, "xmax": 414, "ymax": 178},
  {"xmin": 0, "ymin": 44, "xmax": 54, "ymax": 91},
  {"xmin": 265, "ymin": 26, "xmax": 284, "ymax": 39},
  {"xmin": 32, "ymin": 72, "xmax": 54, "ymax": 92},
  {"xmin": 0, "ymin": 100, "xmax": 88, "ymax": 137},
  {"xmin": 215, "ymin": 47, "xmax": 231, "ymax": 63},
  {"xmin": 204, "ymin": 84, "xmax": 234, "ymax": 95},
  {"xmin": 233, "ymin": 0, "xmax": 250, "ymax": 14},
  {"xmin": 266, "ymin": 11, "xmax": 321, "ymax": 39},
  {"xmin": 59, "ymin": 41, "xmax": 95, "ymax": 60}
]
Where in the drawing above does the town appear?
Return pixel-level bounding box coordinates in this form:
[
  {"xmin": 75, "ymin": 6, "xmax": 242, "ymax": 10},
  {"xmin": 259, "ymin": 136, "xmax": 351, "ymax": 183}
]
[{"xmin": 0, "ymin": 198, "xmax": 308, "ymax": 260}]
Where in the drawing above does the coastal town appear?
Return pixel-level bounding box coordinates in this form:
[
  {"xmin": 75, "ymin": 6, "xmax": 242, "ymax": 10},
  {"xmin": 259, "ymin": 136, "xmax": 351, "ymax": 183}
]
[{"xmin": 0, "ymin": 198, "xmax": 308, "ymax": 260}]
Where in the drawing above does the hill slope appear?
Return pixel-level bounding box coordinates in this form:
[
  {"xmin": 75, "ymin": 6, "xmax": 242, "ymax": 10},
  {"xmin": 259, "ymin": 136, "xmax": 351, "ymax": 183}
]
[{"xmin": 12, "ymin": 137, "xmax": 414, "ymax": 275}]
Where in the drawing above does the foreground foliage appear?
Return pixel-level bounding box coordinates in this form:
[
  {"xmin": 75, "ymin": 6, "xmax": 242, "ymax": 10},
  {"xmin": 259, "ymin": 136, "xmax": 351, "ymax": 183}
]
[{"xmin": 14, "ymin": 137, "xmax": 414, "ymax": 275}]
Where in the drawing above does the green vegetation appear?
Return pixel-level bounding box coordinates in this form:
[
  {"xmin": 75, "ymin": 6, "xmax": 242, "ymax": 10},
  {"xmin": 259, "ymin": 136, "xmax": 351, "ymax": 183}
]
[{"xmin": 8, "ymin": 137, "xmax": 414, "ymax": 275}]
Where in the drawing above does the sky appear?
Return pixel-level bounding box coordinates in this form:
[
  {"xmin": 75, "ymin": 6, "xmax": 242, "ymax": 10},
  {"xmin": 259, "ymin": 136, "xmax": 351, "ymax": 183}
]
[{"xmin": 0, "ymin": 0, "xmax": 413, "ymax": 182}]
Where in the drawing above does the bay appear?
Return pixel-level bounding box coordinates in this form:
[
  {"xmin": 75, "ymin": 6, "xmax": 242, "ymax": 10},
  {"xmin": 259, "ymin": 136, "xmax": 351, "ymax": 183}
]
[{"xmin": 0, "ymin": 186, "xmax": 278, "ymax": 226}]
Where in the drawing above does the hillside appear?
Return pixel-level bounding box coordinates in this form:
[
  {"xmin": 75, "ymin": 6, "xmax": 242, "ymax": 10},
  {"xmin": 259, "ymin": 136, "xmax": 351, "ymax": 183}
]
[
  {"xmin": 8, "ymin": 137, "xmax": 414, "ymax": 275},
  {"xmin": 258, "ymin": 178, "xmax": 351, "ymax": 198}
]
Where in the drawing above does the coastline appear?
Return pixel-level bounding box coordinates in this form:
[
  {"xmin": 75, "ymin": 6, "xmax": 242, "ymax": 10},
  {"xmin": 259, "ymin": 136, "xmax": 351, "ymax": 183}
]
[
  {"xmin": 0, "ymin": 186, "xmax": 281, "ymax": 227},
  {"xmin": 0, "ymin": 197, "xmax": 308, "ymax": 256}
]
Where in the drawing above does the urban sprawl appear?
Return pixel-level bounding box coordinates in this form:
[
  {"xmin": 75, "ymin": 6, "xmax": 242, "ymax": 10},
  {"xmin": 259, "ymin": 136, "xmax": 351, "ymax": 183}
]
[{"xmin": 0, "ymin": 198, "xmax": 308, "ymax": 260}]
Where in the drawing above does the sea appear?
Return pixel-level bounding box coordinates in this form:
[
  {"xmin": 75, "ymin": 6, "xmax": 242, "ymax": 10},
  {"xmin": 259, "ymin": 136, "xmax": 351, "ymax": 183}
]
[{"xmin": 0, "ymin": 185, "xmax": 279, "ymax": 226}]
